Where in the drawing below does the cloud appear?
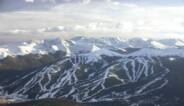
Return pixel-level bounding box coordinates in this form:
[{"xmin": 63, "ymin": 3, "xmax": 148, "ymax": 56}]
[
  {"xmin": 1, "ymin": 2, "xmax": 184, "ymax": 41},
  {"xmin": 25, "ymin": 0, "xmax": 35, "ymax": 3},
  {"xmin": 37, "ymin": 26, "xmax": 65, "ymax": 32}
]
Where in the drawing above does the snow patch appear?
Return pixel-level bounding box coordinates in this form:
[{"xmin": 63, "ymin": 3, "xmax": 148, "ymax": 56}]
[
  {"xmin": 0, "ymin": 48, "xmax": 10, "ymax": 59},
  {"xmin": 91, "ymin": 45, "xmax": 100, "ymax": 52},
  {"xmin": 151, "ymin": 41, "xmax": 168, "ymax": 49},
  {"xmin": 52, "ymin": 45, "xmax": 59, "ymax": 51},
  {"xmin": 169, "ymin": 57, "xmax": 175, "ymax": 61}
]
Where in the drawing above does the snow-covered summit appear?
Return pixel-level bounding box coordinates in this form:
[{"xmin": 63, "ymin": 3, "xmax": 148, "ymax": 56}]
[
  {"xmin": 0, "ymin": 38, "xmax": 69, "ymax": 59},
  {"xmin": 1, "ymin": 36, "xmax": 184, "ymax": 59}
]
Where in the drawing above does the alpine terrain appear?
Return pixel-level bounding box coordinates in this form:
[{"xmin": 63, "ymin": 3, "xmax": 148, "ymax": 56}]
[{"xmin": 0, "ymin": 37, "xmax": 184, "ymax": 106}]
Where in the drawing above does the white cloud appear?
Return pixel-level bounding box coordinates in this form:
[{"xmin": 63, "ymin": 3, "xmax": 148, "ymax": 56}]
[
  {"xmin": 1, "ymin": 3, "xmax": 184, "ymax": 40},
  {"xmin": 25, "ymin": 0, "xmax": 34, "ymax": 3}
]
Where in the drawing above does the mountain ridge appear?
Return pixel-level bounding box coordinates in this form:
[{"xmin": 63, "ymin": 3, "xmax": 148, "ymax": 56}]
[
  {"xmin": 1, "ymin": 37, "xmax": 184, "ymax": 60},
  {"xmin": 0, "ymin": 37, "xmax": 184, "ymax": 105}
]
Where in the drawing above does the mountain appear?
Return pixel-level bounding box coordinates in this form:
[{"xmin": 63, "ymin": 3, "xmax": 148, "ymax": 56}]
[
  {"xmin": 0, "ymin": 98, "xmax": 85, "ymax": 106},
  {"xmin": 1, "ymin": 37, "xmax": 184, "ymax": 60},
  {"xmin": 0, "ymin": 37, "xmax": 184, "ymax": 106},
  {"xmin": 0, "ymin": 38, "xmax": 69, "ymax": 59}
]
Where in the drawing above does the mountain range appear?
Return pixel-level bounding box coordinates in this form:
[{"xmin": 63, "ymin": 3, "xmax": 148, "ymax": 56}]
[
  {"xmin": 1, "ymin": 37, "xmax": 184, "ymax": 59},
  {"xmin": 0, "ymin": 37, "xmax": 184, "ymax": 106}
]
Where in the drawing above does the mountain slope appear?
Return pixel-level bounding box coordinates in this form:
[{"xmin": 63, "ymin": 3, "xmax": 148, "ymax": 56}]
[
  {"xmin": 0, "ymin": 98, "xmax": 85, "ymax": 106},
  {"xmin": 0, "ymin": 37, "xmax": 184, "ymax": 106},
  {"xmin": 1, "ymin": 37, "xmax": 184, "ymax": 60}
]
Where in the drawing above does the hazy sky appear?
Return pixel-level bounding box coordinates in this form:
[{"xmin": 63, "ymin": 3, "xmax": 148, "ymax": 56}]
[{"xmin": 1, "ymin": 0, "xmax": 184, "ymax": 43}]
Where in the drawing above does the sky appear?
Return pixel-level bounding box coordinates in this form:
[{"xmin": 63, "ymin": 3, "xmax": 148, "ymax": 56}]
[{"xmin": 1, "ymin": 0, "xmax": 184, "ymax": 43}]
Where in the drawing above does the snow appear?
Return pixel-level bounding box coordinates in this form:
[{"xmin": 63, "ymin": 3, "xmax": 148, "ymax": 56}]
[
  {"xmin": 151, "ymin": 41, "xmax": 168, "ymax": 49},
  {"xmin": 0, "ymin": 38, "xmax": 68, "ymax": 59},
  {"xmin": 91, "ymin": 45, "xmax": 100, "ymax": 52},
  {"xmin": 175, "ymin": 41, "xmax": 184, "ymax": 46},
  {"xmin": 61, "ymin": 40, "xmax": 71, "ymax": 56},
  {"xmin": 83, "ymin": 47, "xmax": 123, "ymax": 63},
  {"xmin": 0, "ymin": 48, "xmax": 10, "ymax": 59},
  {"xmin": 1, "ymin": 37, "xmax": 184, "ymax": 60},
  {"xmin": 169, "ymin": 57, "xmax": 175, "ymax": 61},
  {"xmin": 84, "ymin": 53, "xmax": 101, "ymax": 63},
  {"xmin": 94, "ymin": 48, "xmax": 122, "ymax": 57},
  {"xmin": 52, "ymin": 45, "xmax": 59, "ymax": 51},
  {"xmin": 126, "ymin": 48, "xmax": 184, "ymax": 57},
  {"xmin": 84, "ymin": 69, "xmax": 88, "ymax": 73},
  {"xmin": 2, "ymin": 55, "xmax": 169, "ymax": 102},
  {"xmin": 18, "ymin": 42, "xmax": 37, "ymax": 55}
]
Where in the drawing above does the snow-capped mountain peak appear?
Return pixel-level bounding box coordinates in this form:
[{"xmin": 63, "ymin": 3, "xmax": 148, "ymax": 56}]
[
  {"xmin": 151, "ymin": 41, "xmax": 168, "ymax": 49},
  {"xmin": 1, "ymin": 37, "xmax": 184, "ymax": 60},
  {"xmin": 91, "ymin": 45, "xmax": 100, "ymax": 52},
  {"xmin": 0, "ymin": 38, "xmax": 68, "ymax": 59}
]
